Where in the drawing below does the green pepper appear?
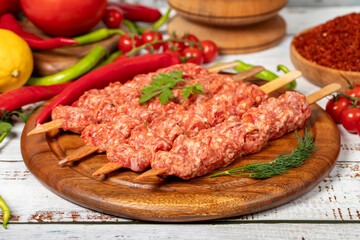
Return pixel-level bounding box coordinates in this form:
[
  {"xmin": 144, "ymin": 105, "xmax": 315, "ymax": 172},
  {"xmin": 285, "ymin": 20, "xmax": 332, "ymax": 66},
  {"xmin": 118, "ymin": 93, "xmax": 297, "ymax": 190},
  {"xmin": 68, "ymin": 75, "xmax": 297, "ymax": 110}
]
[
  {"xmin": 0, "ymin": 195, "xmax": 10, "ymax": 229},
  {"xmin": 27, "ymin": 46, "xmax": 107, "ymax": 86},
  {"xmin": 233, "ymin": 60, "xmax": 296, "ymax": 90},
  {"xmin": 137, "ymin": 8, "xmax": 172, "ymax": 34},
  {"xmin": 74, "ymin": 28, "xmax": 125, "ymax": 46}
]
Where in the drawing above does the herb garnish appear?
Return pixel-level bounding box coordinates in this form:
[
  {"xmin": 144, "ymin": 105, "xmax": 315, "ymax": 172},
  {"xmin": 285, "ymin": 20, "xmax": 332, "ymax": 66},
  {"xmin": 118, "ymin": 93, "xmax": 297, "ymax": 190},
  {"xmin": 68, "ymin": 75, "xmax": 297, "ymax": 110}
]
[
  {"xmin": 210, "ymin": 129, "xmax": 316, "ymax": 178},
  {"xmin": 139, "ymin": 71, "xmax": 204, "ymax": 105}
]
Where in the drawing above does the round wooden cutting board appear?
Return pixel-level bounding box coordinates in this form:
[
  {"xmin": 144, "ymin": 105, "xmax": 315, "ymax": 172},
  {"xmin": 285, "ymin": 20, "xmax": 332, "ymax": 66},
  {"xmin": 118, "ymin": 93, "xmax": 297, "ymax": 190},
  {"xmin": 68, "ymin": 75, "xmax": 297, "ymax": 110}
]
[{"xmin": 21, "ymin": 96, "xmax": 340, "ymax": 222}]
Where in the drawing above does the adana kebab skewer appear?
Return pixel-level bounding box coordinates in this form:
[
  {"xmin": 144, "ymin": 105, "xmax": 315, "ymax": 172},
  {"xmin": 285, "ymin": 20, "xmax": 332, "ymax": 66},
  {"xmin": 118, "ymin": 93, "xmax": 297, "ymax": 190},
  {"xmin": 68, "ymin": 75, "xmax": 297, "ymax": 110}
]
[
  {"xmin": 27, "ymin": 62, "xmax": 254, "ymax": 136},
  {"xmin": 57, "ymin": 66, "xmax": 270, "ymax": 166},
  {"xmin": 90, "ymin": 71, "xmax": 301, "ymax": 177},
  {"xmin": 134, "ymin": 83, "xmax": 341, "ymax": 181}
]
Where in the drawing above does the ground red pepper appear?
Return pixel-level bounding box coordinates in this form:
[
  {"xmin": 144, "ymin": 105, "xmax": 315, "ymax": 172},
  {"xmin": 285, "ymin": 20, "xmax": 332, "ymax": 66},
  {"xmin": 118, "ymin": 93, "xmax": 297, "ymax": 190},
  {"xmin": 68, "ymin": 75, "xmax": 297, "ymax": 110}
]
[{"xmin": 293, "ymin": 13, "xmax": 360, "ymax": 72}]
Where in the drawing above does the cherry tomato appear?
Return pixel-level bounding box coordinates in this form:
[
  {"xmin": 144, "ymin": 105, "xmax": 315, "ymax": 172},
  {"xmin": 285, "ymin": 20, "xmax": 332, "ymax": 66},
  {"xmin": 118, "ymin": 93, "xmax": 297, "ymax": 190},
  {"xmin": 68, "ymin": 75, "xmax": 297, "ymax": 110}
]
[
  {"xmin": 325, "ymin": 96, "xmax": 352, "ymax": 123},
  {"xmin": 199, "ymin": 40, "xmax": 218, "ymax": 63},
  {"xmin": 141, "ymin": 30, "xmax": 163, "ymax": 51},
  {"xmin": 341, "ymin": 108, "xmax": 360, "ymax": 133},
  {"xmin": 103, "ymin": 7, "xmax": 124, "ymax": 29},
  {"xmin": 118, "ymin": 33, "xmax": 142, "ymax": 53},
  {"xmin": 182, "ymin": 47, "xmax": 203, "ymax": 65},
  {"xmin": 164, "ymin": 49, "xmax": 182, "ymax": 58},
  {"xmin": 346, "ymin": 85, "xmax": 360, "ymax": 98},
  {"xmin": 356, "ymin": 119, "xmax": 360, "ymax": 136},
  {"xmin": 163, "ymin": 38, "xmax": 185, "ymax": 52},
  {"xmin": 0, "ymin": 0, "xmax": 21, "ymax": 16},
  {"xmin": 21, "ymin": 0, "xmax": 107, "ymax": 36},
  {"xmin": 182, "ymin": 34, "xmax": 199, "ymax": 47}
]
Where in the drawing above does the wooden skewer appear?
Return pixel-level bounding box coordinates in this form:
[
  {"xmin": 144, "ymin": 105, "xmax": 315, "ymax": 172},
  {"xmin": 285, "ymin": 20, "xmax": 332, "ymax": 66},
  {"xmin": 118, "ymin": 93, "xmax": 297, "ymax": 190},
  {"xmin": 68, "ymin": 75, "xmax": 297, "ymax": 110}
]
[
  {"xmin": 134, "ymin": 83, "xmax": 341, "ymax": 182},
  {"xmin": 207, "ymin": 61, "xmax": 239, "ymax": 73},
  {"xmin": 27, "ymin": 119, "xmax": 63, "ymax": 136},
  {"xmin": 62, "ymin": 67, "xmax": 293, "ymax": 169},
  {"xmin": 92, "ymin": 162, "xmax": 123, "ymax": 177},
  {"xmin": 58, "ymin": 145, "xmax": 99, "ymax": 166}
]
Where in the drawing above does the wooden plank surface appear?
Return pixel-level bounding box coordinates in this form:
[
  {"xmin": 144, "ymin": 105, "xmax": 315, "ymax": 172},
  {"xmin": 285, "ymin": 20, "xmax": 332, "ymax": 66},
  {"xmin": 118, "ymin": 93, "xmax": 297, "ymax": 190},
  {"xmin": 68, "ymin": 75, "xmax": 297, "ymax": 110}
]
[{"xmin": 1, "ymin": 5, "xmax": 360, "ymax": 238}]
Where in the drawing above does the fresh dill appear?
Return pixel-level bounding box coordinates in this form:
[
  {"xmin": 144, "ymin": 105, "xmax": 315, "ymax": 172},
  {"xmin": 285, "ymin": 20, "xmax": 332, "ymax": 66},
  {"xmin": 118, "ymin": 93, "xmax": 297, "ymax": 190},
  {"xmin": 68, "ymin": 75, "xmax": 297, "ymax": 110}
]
[
  {"xmin": 210, "ymin": 129, "xmax": 316, "ymax": 179},
  {"xmin": 139, "ymin": 71, "xmax": 204, "ymax": 105}
]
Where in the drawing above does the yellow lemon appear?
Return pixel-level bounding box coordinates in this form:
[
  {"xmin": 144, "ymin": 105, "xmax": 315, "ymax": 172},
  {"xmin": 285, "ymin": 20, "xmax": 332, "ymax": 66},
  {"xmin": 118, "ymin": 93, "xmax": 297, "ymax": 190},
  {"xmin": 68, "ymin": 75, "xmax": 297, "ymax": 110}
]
[{"xmin": 0, "ymin": 29, "xmax": 33, "ymax": 92}]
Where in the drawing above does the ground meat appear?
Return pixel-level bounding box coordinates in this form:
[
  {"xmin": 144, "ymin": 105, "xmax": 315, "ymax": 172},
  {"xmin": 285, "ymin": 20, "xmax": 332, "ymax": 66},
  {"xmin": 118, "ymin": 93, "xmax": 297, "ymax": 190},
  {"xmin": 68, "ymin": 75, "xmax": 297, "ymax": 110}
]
[
  {"xmin": 51, "ymin": 106, "xmax": 96, "ymax": 133},
  {"xmin": 103, "ymin": 114, "xmax": 141, "ymax": 138},
  {"xmin": 81, "ymin": 124, "xmax": 126, "ymax": 152},
  {"xmin": 147, "ymin": 116, "xmax": 185, "ymax": 142}
]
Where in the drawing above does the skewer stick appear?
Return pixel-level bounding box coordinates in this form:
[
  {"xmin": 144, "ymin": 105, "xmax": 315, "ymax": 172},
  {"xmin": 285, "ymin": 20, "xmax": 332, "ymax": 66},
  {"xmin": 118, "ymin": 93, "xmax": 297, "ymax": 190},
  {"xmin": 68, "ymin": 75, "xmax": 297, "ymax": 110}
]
[
  {"xmin": 133, "ymin": 168, "xmax": 167, "ymax": 182},
  {"xmin": 259, "ymin": 70, "xmax": 301, "ymax": 94},
  {"xmin": 134, "ymin": 83, "xmax": 341, "ymax": 182},
  {"xmin": 207, "ymin": 61, "xmax": 239, "ymax": 73},
  {"xmin": 58, "ymin": 145, "xmax": 99, "ymax": 166},
  {"xmin": 233, "ymin": 66, "xmax": 264, "ymax": 81},
  {"xmin": 27, "ymin": 119, "xmax": 63, "ymax": 136},
  {"xmin": 92, "ymin": 162, "xmax": 123, "ymax": 176},
  {"xmin": 306, "ymin": 83, "xmax": 341, "ymax": 104}
]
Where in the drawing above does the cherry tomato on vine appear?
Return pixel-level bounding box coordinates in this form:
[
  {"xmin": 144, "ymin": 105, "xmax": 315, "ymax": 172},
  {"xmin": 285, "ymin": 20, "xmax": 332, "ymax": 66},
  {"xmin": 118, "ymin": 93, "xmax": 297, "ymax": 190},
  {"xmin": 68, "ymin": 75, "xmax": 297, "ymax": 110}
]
[
  {"xmin": 118, "ymin": 33, "xmax": 142, "ymax": 53},
  {"xmin": 325, "ymin": 96, "xmax": 352, "ymax": 123},
  {"xmin": 182, "ymin": 34, "xmax": 199, "ymax": 47},
  {"xmin": 141, "ymin": 30, "xmax": 163, "ymax": 51},
  {"xmin": 346, "ymin": 85, "xmax": 360, "ymax": 98},
  {"xmin": 182, "ymin": 47, "xmax": 203, "ymax": 65},
  {"xmin": 164, "ymin": 49, "xmax": 182, "ymax": 58},
  {"xmin": 341, "ymin": 108, "xmax": 360, "ymax": 133},
  {"xmin": 199, "ymin": 40, "xmax": 218, "ymax": 63},
  {"xmin": 163, "ymin": 38, "xmax": 185, "ymax": 52},
  {"xmin": 103, "ymin": 7, "xmax": 124, "ymax": 28}
]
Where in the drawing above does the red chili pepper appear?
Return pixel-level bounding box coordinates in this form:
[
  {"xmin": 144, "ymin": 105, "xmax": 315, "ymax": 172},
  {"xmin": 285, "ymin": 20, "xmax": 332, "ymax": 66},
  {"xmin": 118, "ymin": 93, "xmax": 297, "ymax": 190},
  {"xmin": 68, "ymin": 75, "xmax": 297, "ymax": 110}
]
[
  {"xmin": 107, "ymin": 2, "xmax": 161, "ymax": 23},
  {"xmin": 0, "ymin": 14, "xmax": 78, "ymax": 50},
  {"xmin": 0, "ymin": 82, "xmax": 72, "ymax": 117},
  {"xmin": 35, "ymin": 53, "xmax": 181, "ymax": 125}
]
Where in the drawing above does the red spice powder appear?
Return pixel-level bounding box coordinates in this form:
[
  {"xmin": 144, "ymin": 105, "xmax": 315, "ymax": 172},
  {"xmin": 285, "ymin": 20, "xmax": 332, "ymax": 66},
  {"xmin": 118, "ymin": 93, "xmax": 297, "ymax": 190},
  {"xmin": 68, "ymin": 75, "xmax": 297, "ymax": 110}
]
[{"xmin": 293, "ymin": 13, "xmax": 360, "ymax": 72}]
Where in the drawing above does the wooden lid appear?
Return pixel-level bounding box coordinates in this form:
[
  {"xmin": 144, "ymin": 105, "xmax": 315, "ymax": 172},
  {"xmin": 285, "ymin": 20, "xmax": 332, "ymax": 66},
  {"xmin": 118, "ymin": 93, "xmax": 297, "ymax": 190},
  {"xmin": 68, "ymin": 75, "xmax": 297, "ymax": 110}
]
[{"xmin": 167, "ymin": 14, "xmax": 286, "ymax": 54}]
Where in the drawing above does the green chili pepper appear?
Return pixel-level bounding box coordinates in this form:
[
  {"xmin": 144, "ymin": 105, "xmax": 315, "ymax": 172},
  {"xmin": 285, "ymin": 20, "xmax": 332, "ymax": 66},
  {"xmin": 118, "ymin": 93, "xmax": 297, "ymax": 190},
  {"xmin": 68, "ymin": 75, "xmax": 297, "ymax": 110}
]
[
  {"xmin": 122, "ymin": 19, "xmax": 139, "ymax": 35},
  {"xmin": 233, "ymin": 60, "xmax": 296, "ymax": 90},
  {"xmin": 0, "ymin": 195, "xmax": 10, "ymax": 229},
  {"xmin": 73, "ymin": 28, "xmax": 125, "ymax": 46},
  {"xmin": 96, "ymin": 50, "xmax": 123, "ymax": 69},
  {"xmin": 27, "ymin": 46, "xmax": 107, "ymax": 86},
  {"xmin": 137, "ymin": 8, "xmax": 172, "ymax": 34}
]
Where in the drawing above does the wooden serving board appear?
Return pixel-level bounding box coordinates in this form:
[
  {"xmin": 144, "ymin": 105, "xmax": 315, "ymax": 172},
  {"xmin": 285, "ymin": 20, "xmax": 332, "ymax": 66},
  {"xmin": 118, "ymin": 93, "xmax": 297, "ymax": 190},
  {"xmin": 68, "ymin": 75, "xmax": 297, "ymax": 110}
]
[{"xmin": 21, "ymin": 91, "xmax": 340, "ymax": 222}]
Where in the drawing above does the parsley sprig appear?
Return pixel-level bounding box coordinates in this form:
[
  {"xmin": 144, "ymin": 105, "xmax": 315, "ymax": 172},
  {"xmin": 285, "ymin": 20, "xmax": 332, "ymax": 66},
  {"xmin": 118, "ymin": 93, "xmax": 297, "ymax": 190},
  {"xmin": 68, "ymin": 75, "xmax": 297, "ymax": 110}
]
[
  {"xmin": 210, "ymin": 129, "xmax": 316, "ymax": 179},
  {"xmin": 139, "ymin": 71, "xmax": 204, "ymax": 105}
]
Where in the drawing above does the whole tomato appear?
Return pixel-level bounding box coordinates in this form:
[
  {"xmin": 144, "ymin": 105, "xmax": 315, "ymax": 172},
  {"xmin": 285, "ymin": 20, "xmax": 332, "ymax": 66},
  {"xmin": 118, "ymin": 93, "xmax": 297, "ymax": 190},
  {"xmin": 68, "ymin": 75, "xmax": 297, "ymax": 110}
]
[
  {"xmin": 0, "ymin": 0, "xmax": 21, "ymax": 15},
  {"xmin": 199, "ymin": 40, "xmax": 218, "ymax": 63},
  {"xmin": 182, "ymin": 34, "xmax": 199, "ymax": 47},
  {"xmin": 118, "ymin": 33, "xmax": 142, "ymax": 53},
  {"xmin": 163, "ymin": 38, "xmax": 185, "ymax": 52},
  {"xmin": 103, "ymin": 7, "xmax": 124, "ymax": 29},
  {"xmin": 346, "ymin": 85, "xmax": 360, "ymax": 98},
  {"xmin": 325, "ymin": 96, "xmax": 352, "ymax": 123},
  {"xmin": 341, "ymin": 108, "xmax": 360, "ymax": 133},
  {"xmin": 141, "ymin": 30, "xmax": 163, "ymax": 51},
  {"xmin": 20, "ymin": 0, "xmax": 107, "ymax": 36},
  {"xmin": 182, "ymin": 47, "xmax": 203, "ymax": 65}
]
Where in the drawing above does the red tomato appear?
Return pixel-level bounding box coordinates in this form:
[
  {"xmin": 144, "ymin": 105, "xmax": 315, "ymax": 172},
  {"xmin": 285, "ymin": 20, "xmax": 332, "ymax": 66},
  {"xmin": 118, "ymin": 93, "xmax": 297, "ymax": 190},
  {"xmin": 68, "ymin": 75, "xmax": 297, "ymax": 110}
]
[
  {"xmin": 0, "ymin": 0, "xmax": 21, "ymax": 15},
  {"xmin": 356, "ymin": 120, "xmax": 360, "ymax": 136},
  {"xmin": 346, "ymin": 85, "xmax": 360, "ymax": 98},
  {"xmin": 164, "ymin": 49, "xmax": 182, "ymax": 58},
  {"xmin": 20, "ymin": 0, "xmax": 107, "ymax": 36},
  {"xmin": 341, "ymin": 108, "xmax": 360, "ymax": 133},
  {"xmin": 182, "ymin": 47, "xmax": 203, "ymax": 65},
  {"xmin": 141, "ymin": 30, "xmax": 163, "ymax": 51},
  {"xmin": 118, "ymin": 33, "xmax": 142, "ymax": 53},
  {"xmin": 103, "ymin": 7, "xmax": 124, "ymax": 29},
  {"xmin": 182, "ymin": 34, "xmax": 199, "ymax": 47},
  {"xmin": 199, "ymin": 40, "xmax": 218, "ymax": 63},
  {"xmin": 325, "ymin": 96, "xmax": 352, "ymax": 123}
]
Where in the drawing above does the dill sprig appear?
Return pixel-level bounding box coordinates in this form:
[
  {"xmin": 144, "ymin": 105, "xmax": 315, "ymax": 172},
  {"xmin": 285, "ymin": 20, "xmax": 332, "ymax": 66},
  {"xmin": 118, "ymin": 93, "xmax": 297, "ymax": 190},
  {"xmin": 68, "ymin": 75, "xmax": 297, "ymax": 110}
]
[{"xmin": 210, "ymin": 129, "xmax": 316, "ymax": 179}]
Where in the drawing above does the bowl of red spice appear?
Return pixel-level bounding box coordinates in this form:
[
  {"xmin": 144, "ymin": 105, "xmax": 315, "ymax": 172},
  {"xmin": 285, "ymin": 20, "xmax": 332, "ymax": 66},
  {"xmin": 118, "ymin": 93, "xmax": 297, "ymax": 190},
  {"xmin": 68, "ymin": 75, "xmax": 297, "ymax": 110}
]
[{"xmin": 290, "ymin": 13, "xmax": 360, "ymax": 90}]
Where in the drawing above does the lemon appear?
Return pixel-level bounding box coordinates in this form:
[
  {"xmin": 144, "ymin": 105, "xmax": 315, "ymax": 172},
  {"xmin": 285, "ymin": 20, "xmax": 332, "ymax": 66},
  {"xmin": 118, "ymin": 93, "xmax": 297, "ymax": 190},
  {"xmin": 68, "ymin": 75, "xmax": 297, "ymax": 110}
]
[{"xmin": 0, "ymin": 29, "xmax": 33, "ymax": 92}]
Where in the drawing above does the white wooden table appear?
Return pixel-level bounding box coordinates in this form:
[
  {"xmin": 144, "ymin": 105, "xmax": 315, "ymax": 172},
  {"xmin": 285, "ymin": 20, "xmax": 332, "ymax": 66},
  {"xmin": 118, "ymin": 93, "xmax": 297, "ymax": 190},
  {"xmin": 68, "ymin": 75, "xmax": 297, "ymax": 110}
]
[{"xmin": 1, "ymin": 6, "xmax": 360, "ymax": 239}]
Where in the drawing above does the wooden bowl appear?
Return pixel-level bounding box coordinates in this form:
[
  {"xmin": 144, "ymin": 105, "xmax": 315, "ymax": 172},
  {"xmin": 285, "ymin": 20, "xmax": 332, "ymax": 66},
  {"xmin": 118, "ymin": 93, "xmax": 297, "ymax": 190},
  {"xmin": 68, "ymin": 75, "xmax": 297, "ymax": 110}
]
[
  {"xmin": 290, "ymin": 36, "xmax": 360, "ymax": 91},
  {"xmin": 167, "ymin": 0, "xmax": 288, "ymax": 26}
]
